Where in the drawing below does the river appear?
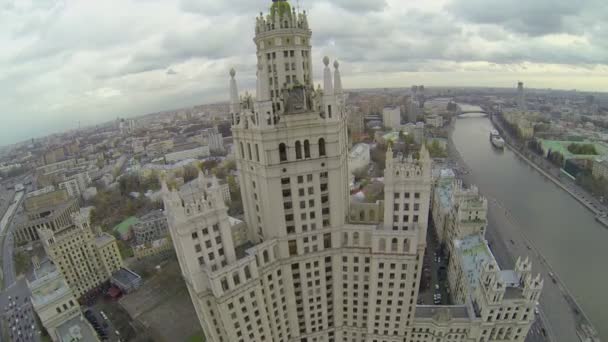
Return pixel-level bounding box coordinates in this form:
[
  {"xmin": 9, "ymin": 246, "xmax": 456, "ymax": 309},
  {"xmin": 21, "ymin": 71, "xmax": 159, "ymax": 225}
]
[{"xmin": 452, "ymin": 116, "xmax": 607, "ymax": 340}]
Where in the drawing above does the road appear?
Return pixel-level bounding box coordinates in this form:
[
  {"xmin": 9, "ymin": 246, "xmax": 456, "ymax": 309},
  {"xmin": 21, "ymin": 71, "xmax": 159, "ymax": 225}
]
[
  {"xmin": 1, "ymin": 279, "xmax": 40, "ymax": 342},
  {"xmin": 1, "ymin": 191, "xmax": 24, "ymax": 288},
  {"xmin": 0, "ymin": 189, "xmax": 39, "ymax": 342}
]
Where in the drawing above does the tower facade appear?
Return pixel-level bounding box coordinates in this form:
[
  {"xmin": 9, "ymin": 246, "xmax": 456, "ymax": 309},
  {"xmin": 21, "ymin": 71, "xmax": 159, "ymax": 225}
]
[{"xmin": 165, "ymin": 2, "xmax": 542, "ymax": 342}]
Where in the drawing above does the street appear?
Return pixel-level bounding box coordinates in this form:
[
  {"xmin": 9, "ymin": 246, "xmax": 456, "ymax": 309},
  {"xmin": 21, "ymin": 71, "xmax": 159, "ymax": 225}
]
[
  {"xmin": 0, "ymin": 280, "xmax": 40, "ymax": 342},
  {"xmin": 0, "ymin": 188, "xmax": 39, "ymax": 342}
]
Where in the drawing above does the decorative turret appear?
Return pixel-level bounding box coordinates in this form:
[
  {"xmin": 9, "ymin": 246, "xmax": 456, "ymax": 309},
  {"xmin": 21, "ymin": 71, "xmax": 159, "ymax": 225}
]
[
  {"xmin": 323, "ymin": 56, "xmax": 333, "ymax": 96},
  {"xmin": 333, "ymin": 60, "xmax": 342, "ymax": 95},
  {"xmin": 229, "ymin": 68, "xmax": 240, "ymax": 126}
]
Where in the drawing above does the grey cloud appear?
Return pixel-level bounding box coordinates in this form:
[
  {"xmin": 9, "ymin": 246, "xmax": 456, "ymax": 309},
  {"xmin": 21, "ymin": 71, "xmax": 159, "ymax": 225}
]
[
  {"xmin": 180, "ymin": 0, "xmax": 386, "ymax": 15},
  {"xmin": 446, "ymin": 0, "xmax": 603, "ymax": 36},
  {"xmin": 166, "ymin": 68, "xmax": 178, "ymax": 75},
  {"xmin": 330, "ymin": 0, "xmax": 387, "ymax": 12}
]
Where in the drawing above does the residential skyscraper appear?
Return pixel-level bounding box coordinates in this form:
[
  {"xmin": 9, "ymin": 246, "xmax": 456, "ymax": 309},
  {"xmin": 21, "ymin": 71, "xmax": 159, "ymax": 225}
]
[
  {"xmin": 517, "ymin": 82, "xmax": 526, "ymax": 111},
  {"xmin": 164, "ymin": 2, "xmax": 542, "ymax": 342},
  {"xmin": 38, "ymin": 212, "xmax": 124, "ymax": 298}
]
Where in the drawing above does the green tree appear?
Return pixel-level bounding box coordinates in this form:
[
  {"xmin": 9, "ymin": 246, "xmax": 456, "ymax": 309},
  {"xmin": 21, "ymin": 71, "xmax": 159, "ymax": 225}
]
[
  {"xmin": 183, "ymin": 165, "xmax": 199, "ymax": 183},
  {"xmin": 567, "ymin": 143, "xmax": 597, "ymax": 155},
  {"xmin": 426, "ymin": 140, "xmax": 447, "ymax": 158}
]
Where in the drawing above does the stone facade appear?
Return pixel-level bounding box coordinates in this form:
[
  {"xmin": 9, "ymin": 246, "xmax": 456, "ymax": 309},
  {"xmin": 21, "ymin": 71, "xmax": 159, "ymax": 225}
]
[
  {"xmin": 38, "ymin": 213, "xmax": 124, "ymax": 298},
  {"xmin": 15, "ymin": 189, "xmax": 79, "ymax": 243},
  {"xmin": 132, "ymin": 210, "xmax": 169, "ymax": 245},
  {"xmin": 164, "ymin": 2, "xmax": 542, "ymax": 342}
]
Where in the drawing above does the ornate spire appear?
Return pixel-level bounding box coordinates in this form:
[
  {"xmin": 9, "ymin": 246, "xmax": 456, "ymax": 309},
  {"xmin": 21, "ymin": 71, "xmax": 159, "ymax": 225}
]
[
  {"xmin": 323, "ymin": 56, "xmax": 333, "ymax": 95},
  {"xmin": 229, "ymin": 68, "xmax": 239, "ymax": 113},
  {"xmin": 333, "ymin": 60, "xmax": 342, "ymax": 95}
]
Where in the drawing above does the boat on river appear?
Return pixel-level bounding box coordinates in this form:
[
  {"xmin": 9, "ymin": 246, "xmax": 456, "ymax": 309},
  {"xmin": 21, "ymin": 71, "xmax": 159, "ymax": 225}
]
[{"xmin": 489, "ymin": 129, "xmax": 505, "ymax": 149}]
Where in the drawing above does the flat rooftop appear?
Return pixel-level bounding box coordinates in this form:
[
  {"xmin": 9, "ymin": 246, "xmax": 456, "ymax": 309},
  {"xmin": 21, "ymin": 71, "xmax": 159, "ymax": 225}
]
[
  {"xmin": 29, "ymin": 262, "xmax": 72, "ymax": 307},
  {"xmin": 235, "ymin": 241, "xmax": 255, "ymax": 260},
  {"xmin": 112, "ymin": 268, "xmax": 142, "ymax": 287},
  {"xmin": 436, "ymin": 173, "xmax": 455, "ymax": 210},
  {"xmin": 454, "ymin": 234, "xmax": 495, "ymax": 291},
  {"xmin": 415, "ymin": 305, "xmax": 470, "ymax": 319},
  {"xmin": 56, "ymin": 316, "xmax": 99, "ymax": 342},
  {"xmin": 94, "ymin": 233, "xmax": 116, "ymax": 247}
]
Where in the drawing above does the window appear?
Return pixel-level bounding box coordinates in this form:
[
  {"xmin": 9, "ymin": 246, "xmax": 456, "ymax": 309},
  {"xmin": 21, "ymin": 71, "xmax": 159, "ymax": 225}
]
[
  {"xmin": 319, "ymin": 138, "xmax": 326, "ymax": 156},
  {"xmin": 263, "ymin": 250, "xmax": 269, "ymax": 263},
  {"xmin": 295, "ymin": 141, "xmax": 302, "ymax": 159},
  {"xmin": 255, "ymin": 144, "xmax": 260, "ymax": 162},
  {"xmin": 240, "ymin": 142, "xmax": 244, "ymax": 158},
  {"xmin": 391, "ymin": 238, "xmax": 398, "ymax": 252},
  {"xmin": 324, "ymin": 233, "xmax": 332, "ymax": 249},
  {"xmin": 288, "ymin": 240, "xmax": 298, "ymax": 256},
  {"xmin": 247, "ymin": 143, "xmax": 252, "ymax": 160},
  {"xmin": 279, "ymin": 143, "xmax": 287, "ymax": 162},
  {"xmin": 304, "ymin": 140, "xmax": 310, "ymax": 158}
]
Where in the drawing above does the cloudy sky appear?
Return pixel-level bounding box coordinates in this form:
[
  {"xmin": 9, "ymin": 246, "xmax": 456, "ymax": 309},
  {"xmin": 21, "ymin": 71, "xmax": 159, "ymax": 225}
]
[{"xmin": 1, "ymin": 0, "xmax": 607, "ymax": 145}]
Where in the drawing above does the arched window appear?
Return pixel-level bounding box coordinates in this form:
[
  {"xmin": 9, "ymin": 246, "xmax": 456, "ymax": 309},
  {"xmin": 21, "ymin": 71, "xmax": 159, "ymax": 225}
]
[
  {"xmin": 319, "ymin": 138, "xmax": 326, "ymax": 156},
  {"xmin": 403, "ymin": 239, "xmax": 409, "ymax": 253},
  {"xmin": 304, "ymin": 140, "xmax": 310, "ymax": 158},
  {"xmin": 359, "ymin": 210, "xmax": 364, "ymax": 221},
  {"xmin": 279, "ymin": 143, "xmax": 287, "ymax": 162},
  {"xmin": 244, "ymin": 265, "xmax": 251, "ymax": 279},
  {"xmin": 353, "ymin": 232, "xmax": 360, "ymax": 246},
  {"xmin": 247, "ymin": 143, "xmax": 252, "ymax": 160},
  {"xmin": 295, "ymin": 141, "xmax": 302, "ymax": 159},
  {"xmin": 343, "ymin": 233, "xmax": 348, "ymax": 246},
  {"xmin": 369, "ymin": 210, "xmax": 375, "ymax": 221},
  {"xmin": 391, "ymin": 238, "xmax": 398, "ymax": 252},
  {"xmin": 263, "ymin": 250, "xmax": 269, "ymax": 263},
  {"xmin": 379, "ymin": 238, "xmax": 386, "ymax": 251},
  {"xmin": 240, "ymin": 142, "xmax": 245, "ymax": 158}
]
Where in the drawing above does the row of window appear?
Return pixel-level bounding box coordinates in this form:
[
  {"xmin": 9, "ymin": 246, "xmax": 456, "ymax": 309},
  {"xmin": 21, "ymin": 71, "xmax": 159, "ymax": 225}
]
[{"xmin": 279, "ymin": 138, "xmax": 325, "ymax": 162}]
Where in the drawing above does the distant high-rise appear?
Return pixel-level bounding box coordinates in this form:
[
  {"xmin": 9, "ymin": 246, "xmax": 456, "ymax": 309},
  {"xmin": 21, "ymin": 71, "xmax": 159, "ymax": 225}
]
[{"xmin": 517, "ymin": 81, "xmax": 526, "ymax": 111}]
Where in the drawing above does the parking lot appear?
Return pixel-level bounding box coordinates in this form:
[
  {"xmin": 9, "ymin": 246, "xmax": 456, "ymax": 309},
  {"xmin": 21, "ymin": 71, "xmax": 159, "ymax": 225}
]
[{"xmin": 2, "ymin": 291, "xmax": 40, "ymax": 342}]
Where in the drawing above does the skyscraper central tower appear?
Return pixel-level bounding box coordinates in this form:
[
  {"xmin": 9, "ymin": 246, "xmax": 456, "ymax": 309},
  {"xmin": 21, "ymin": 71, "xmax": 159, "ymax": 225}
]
[{"xmin": 164, "ymin": 2, "xmax": 541, "ymax": 342}]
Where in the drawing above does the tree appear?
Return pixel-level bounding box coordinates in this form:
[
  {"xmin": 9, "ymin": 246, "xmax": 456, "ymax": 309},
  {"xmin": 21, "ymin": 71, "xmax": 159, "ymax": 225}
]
[
  {"xmin": 370, "ymin": 144, "xmax": 388, "ymax": 170},
  {"xmin": 547, "ymin": 150, "xmax": 565, "ymax": 167},
  {"xmin": 426, "ymin": 140, "xmax": 447, "ymax": 158},
  {"xmin": 183, "ymin": 165, "xmax": 199, "ymax": 183},
  {"xmin": 528, "ymin": 140, "xmax": 544, "ymax": 155},
  {"xmin": 352, "ymin": 167, "xmax": 368, "ymax": 182},
  {"xmin": 567, "ymin": 143, "xmax": 597, "ymax": 155}
]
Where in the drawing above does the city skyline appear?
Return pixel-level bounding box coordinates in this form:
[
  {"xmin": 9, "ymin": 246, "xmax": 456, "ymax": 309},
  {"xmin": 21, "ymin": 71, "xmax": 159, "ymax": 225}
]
[{"xmin": 1, "ymin": 0, "xmax": 608, "ymax": 146}]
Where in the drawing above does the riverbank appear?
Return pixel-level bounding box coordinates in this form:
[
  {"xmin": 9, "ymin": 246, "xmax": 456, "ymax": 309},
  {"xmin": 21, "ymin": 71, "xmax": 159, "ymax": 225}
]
[
  {"xmin": 487, "ymin": 117, "xmax": 601, "ymax": 342},
  {"xmin": 490, "ymin": 115, "xmax": 608, "ymax": 219},
  {"xmin": 447, "ymin": 118, "xmax": 601, "ymax": 342}
]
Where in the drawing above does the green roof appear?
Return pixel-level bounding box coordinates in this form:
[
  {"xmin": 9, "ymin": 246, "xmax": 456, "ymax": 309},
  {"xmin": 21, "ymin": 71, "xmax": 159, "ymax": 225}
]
[
  {"xmin": 539, "ymin": 139, "xmax": 608, "ymax": 160},
  {"xmin": 113, "ymin": 216, "xmax": 139, "ymax": 235},
  {"xmin": 270, "ymin": 0, "xmax": 291, "ymax": 18}
]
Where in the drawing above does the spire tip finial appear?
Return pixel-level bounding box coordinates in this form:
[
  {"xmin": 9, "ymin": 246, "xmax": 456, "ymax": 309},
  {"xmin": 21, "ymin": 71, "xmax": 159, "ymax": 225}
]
[
  {"xmin": 323, "ymin": 56, "xmax": 330, "ymax": 66},
  {"xmin": 230, "ymin": 68, "xmax": 236, "ymax": 78}
]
